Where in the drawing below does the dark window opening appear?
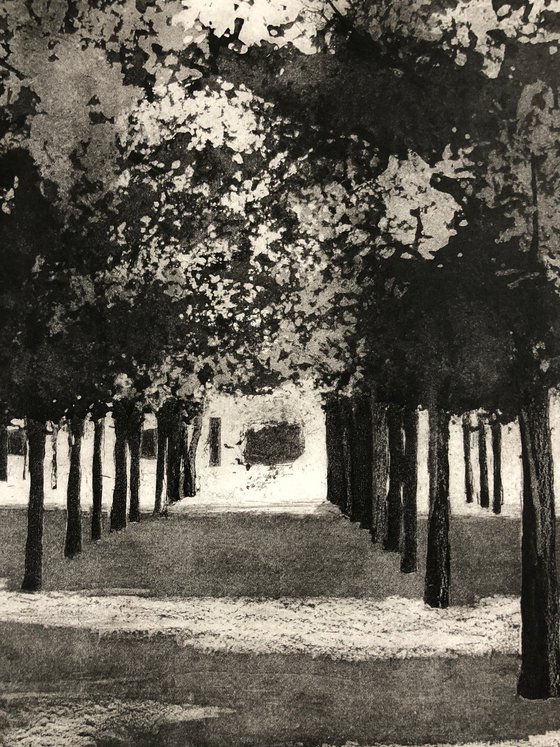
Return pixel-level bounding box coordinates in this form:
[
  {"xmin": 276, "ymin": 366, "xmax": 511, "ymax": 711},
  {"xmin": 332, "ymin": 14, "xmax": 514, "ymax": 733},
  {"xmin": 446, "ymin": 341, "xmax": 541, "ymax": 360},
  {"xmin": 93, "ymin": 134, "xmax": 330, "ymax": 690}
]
[
  {"xmin": 243, "ymin": 422, "xmax": 304, "ymax": 466},
  {"xmin": 209, "ymin": 417, "xmax": 221, "ymax": 466}
]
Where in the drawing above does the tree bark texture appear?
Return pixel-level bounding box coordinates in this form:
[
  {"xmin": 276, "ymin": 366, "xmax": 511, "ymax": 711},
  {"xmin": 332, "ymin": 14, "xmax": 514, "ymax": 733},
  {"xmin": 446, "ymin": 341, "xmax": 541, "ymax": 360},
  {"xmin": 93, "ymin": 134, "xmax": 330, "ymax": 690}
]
[
  {"xmin": 21, "ymin": 420, "xmax": 46, "ymax": 592},
  {"xmin": 182, "ymin": 422, "xmax": 195, "ymax": 498},
  {"xmin": 424, "ymin": 407, "xmax": 451, "ymax": 609},
  {"xmin": 401, "ymin": 407, "xmax": 418, "ymax": 573},
  {"xmin": 340, "ymin": 399, "xmax": 353, "ymax": 517},
  {"xmin": 350, "ymin": 394, "xmax": 374, "ymax": 528},
  {"xmin": 384, "ymin": 404, "xmax": 404, "ymax": 552},
  {"xmin": 154, "ymin": 408, "xmax": 168, "ymax": 515},
  {"xmin": 110, "ymin": 402, "xmax": 128, "ymax": 531},
  {"xmin": 128, "ymin": 407, "xmax": 143, "ymax": 523},
  {"xmin": 491, "ymin": 418, "xmax": 503, "ymax": 515},
  {"xmin": 478, "ymin": 415, "xmax": 490, "ymax": 509},
  {"xmin": 462, "ymin": 414, "xmax": 474, "ymax": 504},
  {"xmin": 64, "ymin": 415, "xmax": 84, "ymax": 558},
  {"xmin": 0, "ymin": 421, "xmax": 7, "ymax": 482},
  {"xmin": 22, "ymin": 422, "xmax": 28, "ymax": 480},
  {"xmin": 517, "ymin": 388, "xmax": 560, "ymax": 699},
  {"xmin": 166, "ymin": 409, "xmax": 182, "ymax": 505},
  {"xmin": 91, "ymin": 417, "xmax": 104, "ymax": 541},
  {"xmin": 325, "ymin": 399, "xmax": 345, "ymax": 509},
  {"xmin": 186, "ymin": 414, "xmax": 203, "ymax": 497},
  {"xmin": 50, "ymin": 422, "xmax": 58, "ymax": 490},
  {"xmin": 370, "ymin": 403, "xmax": 389, "ymax": 544}
]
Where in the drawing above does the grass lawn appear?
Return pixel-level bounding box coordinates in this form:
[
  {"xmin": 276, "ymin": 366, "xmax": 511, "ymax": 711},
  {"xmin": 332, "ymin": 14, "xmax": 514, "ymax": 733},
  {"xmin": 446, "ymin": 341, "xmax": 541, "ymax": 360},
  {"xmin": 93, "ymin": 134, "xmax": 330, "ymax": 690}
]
[
  {"xmin": 1, "ymin": 508, "xmax": 559, "ymax": 745},
  {"xmin": 0, "ymin": 508, "xmax": 525, "ymax": 602},
  {"xmin": 3, "ymin": 623, "xmax": 560, "ymax": 746}
]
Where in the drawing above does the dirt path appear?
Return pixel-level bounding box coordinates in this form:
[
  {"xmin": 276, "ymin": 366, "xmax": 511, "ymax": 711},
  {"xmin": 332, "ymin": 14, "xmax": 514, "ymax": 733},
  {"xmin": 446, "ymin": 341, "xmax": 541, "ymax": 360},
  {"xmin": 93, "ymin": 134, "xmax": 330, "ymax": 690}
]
[{"xmin": 0, "ymin": 591, "xmax": 519, "ymax": 660}]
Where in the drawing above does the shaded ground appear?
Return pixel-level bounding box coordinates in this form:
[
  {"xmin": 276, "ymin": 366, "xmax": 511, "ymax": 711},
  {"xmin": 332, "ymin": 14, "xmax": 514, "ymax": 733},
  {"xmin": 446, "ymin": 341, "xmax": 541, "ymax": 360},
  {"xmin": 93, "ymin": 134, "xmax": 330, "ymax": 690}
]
[
  {"xmin": 0, "ymin": 509, "xmax": 523, "ymax": 602},
  {"xmin": 1, "ymin": 509, "xmax": 559, "ymax": 745},
  {"xmin": 3, "ymin": 623, "xmax": 560, "ymax": 746}
]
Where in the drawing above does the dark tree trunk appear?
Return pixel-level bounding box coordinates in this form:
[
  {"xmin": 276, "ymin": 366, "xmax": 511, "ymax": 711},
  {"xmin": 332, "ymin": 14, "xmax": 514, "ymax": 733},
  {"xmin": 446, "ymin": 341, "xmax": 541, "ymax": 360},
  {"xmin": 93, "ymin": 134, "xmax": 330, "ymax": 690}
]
[
  {"xmin": 340, "ymin": 399, "xmax": 353, "ymax": 517},
  {"xmin": 91, "ymin": 417, "xmax": 104, "ymax": 541},
  {"xmin": 384, "ymin": 404, "xmax": 404, "ymax": 552},
  {"xmin": 401, "ymin": 407, "xmax": 418, "ymax": 573},
  {"xmin": 128, "ymin": 407, "xmax": 143, "ymax": 523},
  {"xmin": 50, "ymin": 422, "xmax": 58, "ymax": 490},
  {"xmin": 424, "ymin": 407, "xmax": 451, "ymax": 608},
  {"xmin": 325, "ymin": 399, "xmax": 345, "ymax": 508},
  {"xmin": 22, "ymin": 422, "xmax": 28, "ymax": 480},
  {"xmin": 154, "ymin": 408, "xmax": 168, "ymax": 515},
  {"xmin": 370, "ymin": 402, "xmax": 389, "ymax": 544},
  {"xmin": 0, "ymin": 420, "xmax": 7, "ymax": 482},
  {"xmin": 182, "ymin": 422, "xmax": 195, "ymax": 498},
  {"xmin": 491, "ymin": 418, "xmax": 503, "ymax": 515},
  {"xmin": 64, "ymin": 415, "xmax": 84, "ymax": 559},
  {"xmin": 517, "ymin": 388, "xmax": 560, "ymax": 699},
  {"xmin": 186, "ymin": 414, "xmax": 202, "ymax": 497},
  {"xmin": 166, "ymin": 409, "xmax": 182, "ymax": 505},
  {"xmin": 478, "ymin": 415, "xmax": 490, "ymax": 508},
  {"xmin": 21, "ymin": 420, "xmax": 46, "ymax": 592},
  {"xmin": 462, "ymin": 414, "xmax": 474, "ymax": 504},
  {"xmin": 350, "ymin": 394, "xmax": 374, "ymax": 528},
  {"xmin": 110, "ymin": 402, "xmax": 128, "ymax": 532}
]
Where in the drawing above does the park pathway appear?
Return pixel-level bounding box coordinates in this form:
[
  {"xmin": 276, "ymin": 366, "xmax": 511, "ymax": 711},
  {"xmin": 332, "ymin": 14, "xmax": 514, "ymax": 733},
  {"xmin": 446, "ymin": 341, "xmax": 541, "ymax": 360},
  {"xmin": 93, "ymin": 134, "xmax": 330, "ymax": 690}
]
[{"xmin": 0, "ymin": 589, "xmax": 519, "ymax": 660}]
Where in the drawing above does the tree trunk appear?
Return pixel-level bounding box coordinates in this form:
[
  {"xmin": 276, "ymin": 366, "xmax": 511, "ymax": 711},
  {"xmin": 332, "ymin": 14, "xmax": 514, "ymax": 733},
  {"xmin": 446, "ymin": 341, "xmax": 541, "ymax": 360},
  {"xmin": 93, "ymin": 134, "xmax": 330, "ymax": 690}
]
[
  {"xmin": 21, "ymin": 419, "xmax": 46, "ymax": 592},
  {"xmin": 491, "ymin": 418, "xmax": 503, "ymax": 515},
  {"xmin": 50, "ymin": 422, "xmax": 58, "ymax": 490},
  {"xmin": 340, "ymin": 399, "xmax": 353, "ymax": 517},
  {"xmin": 91, "ymin": 417, "xmax": 104, "ymax": 541},
  {"xmin": 110, "ymin": 402, "xmax": 128, "ymax": 532},
  {"xmin": 0, "ymin": 417, "xmax": 7, "ymax": 482},
  {"xmin": 182, "ymin": 421, "xmax": 195, "ymax": 498},
  {"xmin": 462, "ymin": 413, "xmax": 474, "ymax": 504},
  {"xmin": 370, "ymin": 402, "xmax": 389, "ymax": 544},
  {"xmin": 478, "ymin": 415, "xmax": 490, "ymax": 508},
  {"xmin": 325, "ymin": 399, "xmax": 345, "ymax": 508},
  {"xmin": 0, "ymin": 424, "xmax": 7, "ymax": 483},
  {"xmin": 384, "ymin": 404, "xmax": 404, "ymax": 552},
  {"xmin": 166, "ymin": 410, "xmax": 181, "ymax": 505},
  {"xmin": 424, "ymin": 406, "xmax": 451, "ymax": 608},
  {"xmin": 22, "ymin": 422, "xmax": 28, "ymax": 480},
  {"xmin": 154, "ymin": 408, "xmax": 168, "ymax": 515},
  {"xmin": 350, "ymin": 394, "xmax": 374, "ymax": 528},
  {"xmin": 401, "ymin": 407, "xmax": 418, "ymax": 573},
  {"xmin": 186, "ymin": 414, "xmax": 203, "ymax": 497},
  {"xmin": 64, "ymin": 415, "xmax": 84, "ymax": 559},
  {"xmin": 128, "ymin": 408, "xmax": 143, "ymax": 523},
  {"xmin": 517, "ymin": 388, "xmax": 560, "ymax": 699}
]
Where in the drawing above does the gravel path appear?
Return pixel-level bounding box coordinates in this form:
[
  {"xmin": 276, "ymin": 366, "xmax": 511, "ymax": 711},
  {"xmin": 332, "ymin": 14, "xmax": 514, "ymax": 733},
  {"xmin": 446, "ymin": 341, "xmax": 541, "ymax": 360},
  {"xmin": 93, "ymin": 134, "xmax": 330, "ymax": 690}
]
[{"xmin": 0, "ymin": 591, "xmax": 520, "ymax": 660}]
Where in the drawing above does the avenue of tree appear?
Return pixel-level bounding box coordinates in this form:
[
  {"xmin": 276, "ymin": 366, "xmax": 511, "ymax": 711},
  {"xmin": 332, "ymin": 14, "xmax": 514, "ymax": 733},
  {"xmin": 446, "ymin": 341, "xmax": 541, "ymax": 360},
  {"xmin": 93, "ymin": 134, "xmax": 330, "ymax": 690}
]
[{"xmin": 2, "ymin": 0, "xmax": 560, "ymax": 700}]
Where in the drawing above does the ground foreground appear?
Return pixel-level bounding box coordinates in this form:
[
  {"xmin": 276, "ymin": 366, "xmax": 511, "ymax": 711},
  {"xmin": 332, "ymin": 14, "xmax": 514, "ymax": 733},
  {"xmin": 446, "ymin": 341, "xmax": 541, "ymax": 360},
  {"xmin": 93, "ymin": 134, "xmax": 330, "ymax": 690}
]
[{"xmin": 1, "ymin": 510, "xmax": 560, "ymax": 745}]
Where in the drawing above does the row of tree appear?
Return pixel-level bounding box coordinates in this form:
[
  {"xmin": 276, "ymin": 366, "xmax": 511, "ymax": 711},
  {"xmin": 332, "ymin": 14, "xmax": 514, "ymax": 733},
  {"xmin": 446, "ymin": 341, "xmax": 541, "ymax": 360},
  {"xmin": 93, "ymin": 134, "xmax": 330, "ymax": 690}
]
[{"xmin": 2, "ymin": 0, "xmax": 560, "ymax": 699}]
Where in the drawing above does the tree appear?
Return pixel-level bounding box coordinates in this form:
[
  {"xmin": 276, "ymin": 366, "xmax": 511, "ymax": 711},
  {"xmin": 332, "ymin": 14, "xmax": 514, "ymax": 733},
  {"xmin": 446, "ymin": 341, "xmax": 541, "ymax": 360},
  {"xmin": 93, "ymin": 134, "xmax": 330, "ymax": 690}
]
[
  {"xmin": 462, "ymin": 414, "xmax": 474, "ymax": 504},
  {"xmin": 478, "ymin": 415, "xmax": 490, "ymax": 509},
  {"xmin": 491, "ymin": 415, "xmax": 503, "ymax": 515},
  {"xmin": 384, "ymin": 405, "xmax": 403, "ymax": 553},
  {"xmin": 401, "ymin": 407, "xmax": 418, "ymax": 573}
]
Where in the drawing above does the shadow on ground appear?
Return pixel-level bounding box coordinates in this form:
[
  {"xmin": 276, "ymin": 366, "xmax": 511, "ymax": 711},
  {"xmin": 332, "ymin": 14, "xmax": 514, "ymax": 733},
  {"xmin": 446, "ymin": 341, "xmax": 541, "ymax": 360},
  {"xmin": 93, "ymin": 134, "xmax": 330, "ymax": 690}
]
[
  {"xmin": 0, "ymin": 509, "xmax": 525, "ymax": 603},
  {"xmin": 1, "ymin": 622, "xmax": 560, "ymax": 746}
]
